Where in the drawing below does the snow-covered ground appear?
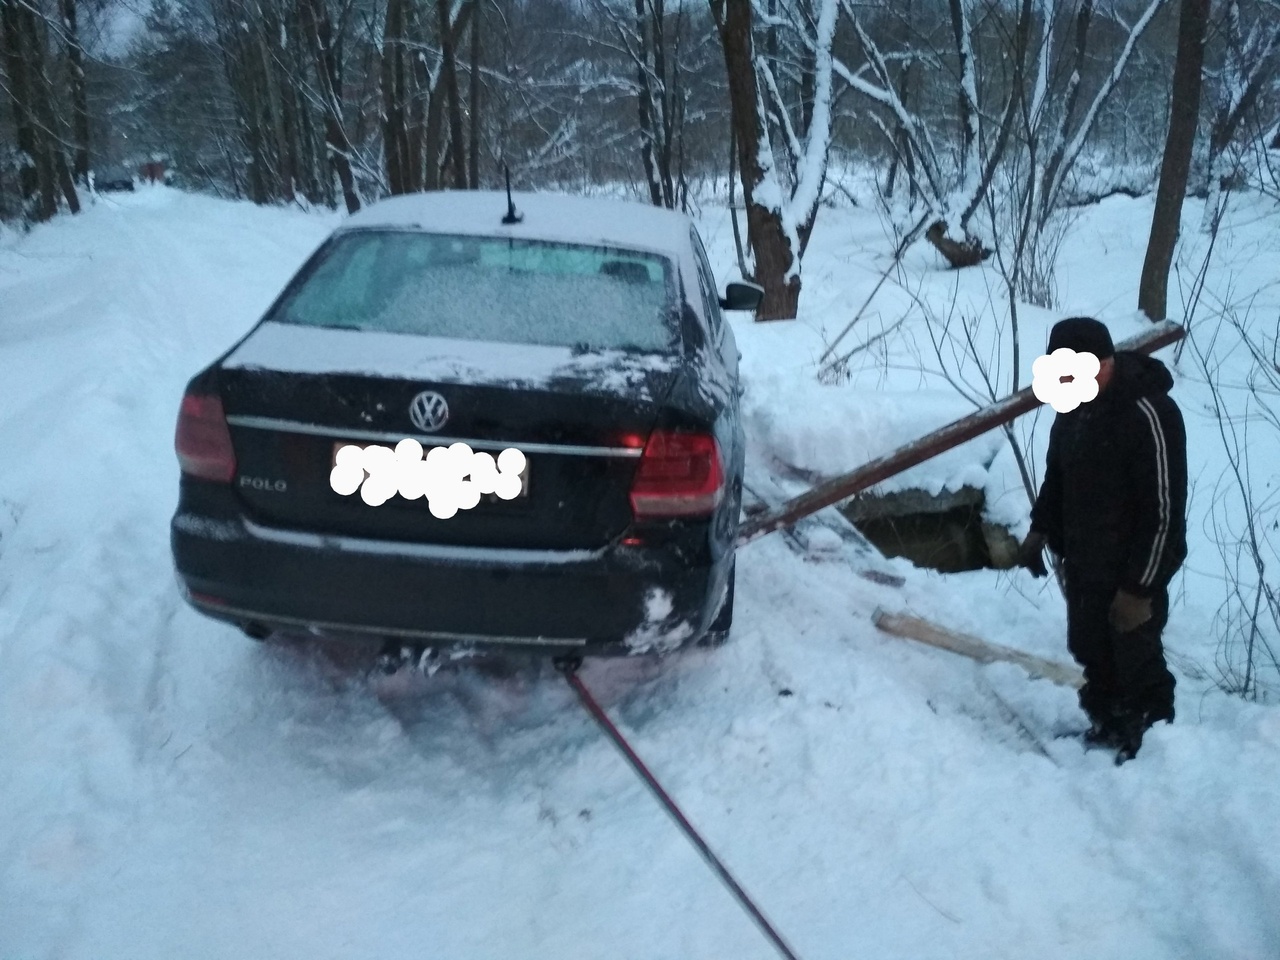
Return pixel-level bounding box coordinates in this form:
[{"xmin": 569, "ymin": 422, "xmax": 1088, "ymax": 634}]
[{"xmin": 2, "ymin": 185, "xmax": 1278, "ymax": 959}]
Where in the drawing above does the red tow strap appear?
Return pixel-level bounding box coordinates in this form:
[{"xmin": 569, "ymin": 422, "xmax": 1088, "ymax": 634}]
[{"xmin": 557, "ymin": 658, "xmax": 803, "ymax": 960}]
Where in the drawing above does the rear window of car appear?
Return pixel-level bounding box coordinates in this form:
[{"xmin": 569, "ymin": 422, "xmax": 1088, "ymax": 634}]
[{"xmin": 270, "ymin": 230, "xmax": 680, "ymax": 353}]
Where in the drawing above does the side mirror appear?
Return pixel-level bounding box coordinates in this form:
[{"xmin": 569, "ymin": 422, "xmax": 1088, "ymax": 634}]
[{"xmin": 719, "ymin": 281, "xmax": 764, "ymax": 313}]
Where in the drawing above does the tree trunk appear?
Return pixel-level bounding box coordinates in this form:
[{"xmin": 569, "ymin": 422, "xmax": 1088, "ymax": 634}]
[
  {"xmin": 302, "ymin": 0, "xmax": 360, "ymax": 212},
  {"xmin": 1200, "ymin": 5, "xmax": 1278, "ymax": 233},
  {"xmin": 636, "ymin": 0, "xmax": 662, "ymax": 205},
  {"xmin": 468, "ymin": 0, "xmax": 481, "ymax": 188},
  {"xmin": 254, "ymin": 16, "xmax": 295, "ymax": 202},
  {"xmin": 280, "ymin": 62, "xmax": 305, "ymax": 200},
  {"xmin": 54, "ymin": 148, "xmax": 81, "ymax": 214},
  {"xmin": 925, "ymin": 221, "xmax": 988, "ymax": 267},
  {"xmin": 407, "ymin": 1, "xmax": 430, "ymax": 191},
  {"xmin": 438, "ymin": 0, "xmax": 467, "ymax": 188},
  {"xmin": 60, "ymin": 0, "xmax": 89, "ymax": 185},
  {"xmin": 421, "ymin": 1, "xmax": 474, "ymax": 190},
  {"xmin": 1036, "ymin": 0, "xmax": 1094, "ymax": 229},
  {"xmin": 32, "ymin": 10, "xmax": 77, "ymax": 214},
  {"xmin": 382, "ymin": 0, "xmax": 411, "ymax": 194},
  {"xmin": 211, "ymin": 0, "xmax": 265, "ymax": 203},
  {"xmin": 710, "ymin": 0, "xmax": 798, "ymax": 320},
  {"xmin": 947, "ymin": 0, "xmax": 977, "ymax": 189},
  {"xmin": 959, "ymin": 0, "xmax": 1033, "ymax": 232},
  {"xmin": 884, "ymin": 0, "xmax": 916, "ymax": 204},
  {"xmin": 652, "ymin": 0, "xmax": 674, "ymax": 206},
  {"xmin": 920, "ymin": 0, "xmax": 987, "ymax": 262},
  {"xmin": 1, "ymin": 0, "xmax": 75, "ymax": 221},
  {"xmin": 1, "ymin": 0, "xmax": 48, "ymax": 221},
  {"xmin": 798, "ymin": 0, "xmax": 816, "ymax": 141},
  {"xmin": 423, "ymin": 73, "xmax": 446, "ymax": 190},
  {"xmin": 727, "ymin": 123, "xmax": 748, "ymax": 277},
  {"xmin": 1138, "ymin": 0, "xmax": 1209, "ymax": 322}
]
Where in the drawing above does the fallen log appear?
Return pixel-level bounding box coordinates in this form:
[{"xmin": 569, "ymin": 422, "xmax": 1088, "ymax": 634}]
[
  {"xmin": 736, "ymin": 320, "xmax": 1185, "ymax": 546},
  {"xmin": 872, "ymin": 608, "xmax": 1084, "ymax": 689}
]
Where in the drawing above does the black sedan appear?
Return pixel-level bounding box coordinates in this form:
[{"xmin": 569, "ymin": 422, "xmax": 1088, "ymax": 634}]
[{"xmin": 171, "ymin": 190, "xmax": 761, "ymax": 656}]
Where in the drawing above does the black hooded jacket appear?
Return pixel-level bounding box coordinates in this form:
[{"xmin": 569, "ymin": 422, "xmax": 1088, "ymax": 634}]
[{"xmin": 1030, "ymin": 352, "xmax": 1188, "ymax": 596}]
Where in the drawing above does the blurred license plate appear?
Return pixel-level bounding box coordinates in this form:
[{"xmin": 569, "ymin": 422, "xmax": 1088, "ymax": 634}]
[{"xmin": 330, "ymin": 442, "xmax": 530, "ymax": 498}]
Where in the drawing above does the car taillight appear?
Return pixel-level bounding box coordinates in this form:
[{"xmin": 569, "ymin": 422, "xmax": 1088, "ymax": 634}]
[
  {"xmin": 175, "ymin": 393, "xmax": 237, "ymax": 482},
  {"xmin": 629, "ymin": 430, "xmax": 724, "ymax": 519}
]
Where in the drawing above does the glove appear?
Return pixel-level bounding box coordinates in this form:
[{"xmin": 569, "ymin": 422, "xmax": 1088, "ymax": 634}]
[
  {"xmin": 1109, "ymin": 590, "xmax": 1153, "ymax": 633},
  {"xmin": 1016, "ymin": 531, "xmax": 1048, "ymax": 578}
]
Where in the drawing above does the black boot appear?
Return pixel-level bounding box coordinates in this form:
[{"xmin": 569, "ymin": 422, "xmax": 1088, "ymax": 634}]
[
  {"xmin": 1082, "ymin": 718, "xmax": 1120, "ymax": 749},
  {"xmin": 1111, "ymin": 712, "xmax": 1153, "ymax": 765},
  {"xmin": 1081, "ymin": 704, "xmax": 1125, "ymax": 750}
]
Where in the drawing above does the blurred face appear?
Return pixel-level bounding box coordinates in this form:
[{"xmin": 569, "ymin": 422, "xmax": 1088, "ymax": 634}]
[{"xmin": 1058, "ymin": 355, "xmax": 1115, "ymax": 392}]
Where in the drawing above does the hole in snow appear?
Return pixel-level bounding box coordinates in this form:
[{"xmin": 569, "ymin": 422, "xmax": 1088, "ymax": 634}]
[{"xmin": 840, "ymin": 485, "xmax": 1019, "ymax": 574}]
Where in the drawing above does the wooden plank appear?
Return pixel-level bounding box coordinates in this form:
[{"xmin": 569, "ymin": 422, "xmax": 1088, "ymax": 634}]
[
  {"xmin": 736, "ymin": 320, "xmax": 1185, "ymax": 546},
  {"xmin": 872, "ymin": 608, "xmax": 1084, "ymax": 689}
]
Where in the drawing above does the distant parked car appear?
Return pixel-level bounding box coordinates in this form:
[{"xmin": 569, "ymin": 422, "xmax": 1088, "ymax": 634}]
[
  {"xmin": 95, "ymin": 167, "xmax": 135, "ymax": 192},
  {"xmin": 171, "ymin": 190, "xmax": 763, "ymax": 657}
]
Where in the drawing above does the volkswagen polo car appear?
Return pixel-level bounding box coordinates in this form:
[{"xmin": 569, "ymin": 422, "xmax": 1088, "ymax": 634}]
[{"xmin": 171, "ymin": 190, "xmax": 761, "ymax": 656}]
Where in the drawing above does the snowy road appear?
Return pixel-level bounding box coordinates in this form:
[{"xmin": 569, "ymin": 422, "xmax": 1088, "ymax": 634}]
[{"xmin": 2, "ymin": 189, "xmax": 1278, "ymax": 960}]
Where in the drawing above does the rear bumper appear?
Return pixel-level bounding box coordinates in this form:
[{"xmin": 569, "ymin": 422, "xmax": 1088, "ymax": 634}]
[{"xmin": 172, "ymin": 507, "xmax": 730, "ymax": 655}]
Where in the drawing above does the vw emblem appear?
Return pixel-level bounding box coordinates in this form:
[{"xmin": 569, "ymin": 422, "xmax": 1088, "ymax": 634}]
[{"xmin": 408, "ymin": 391, "xmax": 449, "ymax": 433}]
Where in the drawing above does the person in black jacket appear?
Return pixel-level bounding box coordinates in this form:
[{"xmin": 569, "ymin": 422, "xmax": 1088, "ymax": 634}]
[{"xmin": 1018, "ymin": 317, "xmax": 1187, "ymax": 762}]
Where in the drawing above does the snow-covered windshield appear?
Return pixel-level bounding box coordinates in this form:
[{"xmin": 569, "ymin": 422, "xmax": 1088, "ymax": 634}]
[{"xmin": 272, "ymin": 230, "xmax": 679, "ymax": 353}]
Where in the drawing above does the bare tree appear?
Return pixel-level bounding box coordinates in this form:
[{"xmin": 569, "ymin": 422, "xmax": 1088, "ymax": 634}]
[
  {"xmin": 383, "ymin": 0, "xmax": 475, "ymax": 194},
  {"xmin": 710, "ymin": 0, "xmax": 839, "ymax": 320},
  {"xmin": 0, "ymin": 0, "xmax": 80, "ymax": 222},
  {"xmin": 300, "ymin": 0, "xmax": 361, "ymax": 212},
  {"xmin": 839, "ymin": 0, "xmax": 1164, "ymax": 270},
  {"xmin": 585, "ymin": 0, "xmax": 705, "ymax": 209},
  {"xmin": 437, "ymin": 0, "xmax": 468, "ymax": 188},
  {"xmin": 468, "ymin": 0, "xmax": 482, "ymax": 188},
  {"xmin": 381, "ymin": 0, "xmax": 416, "ymax": 194},
  {"xmin": 0, "ymin": 0, "xmax": 1227, "ymax": 236},
  {"xmin": 1200, "ymin": 0, "xmax": 1280, "ymax": 232},
  {"xmin": 711, "ymin": 0, "xmax": 791, "ymax": 318},
  {"xmin": 59, "ymin": 0, "xmax": 88, "ymax": 185},
  {"xmin": 1139, "ymin": 0, "xmax": 1211, "ymax": 321}
]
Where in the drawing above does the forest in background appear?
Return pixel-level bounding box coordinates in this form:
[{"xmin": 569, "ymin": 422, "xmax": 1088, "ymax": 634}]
[{"xmin": 1, "ymin": 0, "xmax": 1278, "ymax": 320}]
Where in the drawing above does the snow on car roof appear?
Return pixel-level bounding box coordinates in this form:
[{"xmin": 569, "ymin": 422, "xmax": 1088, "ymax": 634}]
[{"xmin": 338, "ymin": 190, "xmax": 694, "ymax": 258}]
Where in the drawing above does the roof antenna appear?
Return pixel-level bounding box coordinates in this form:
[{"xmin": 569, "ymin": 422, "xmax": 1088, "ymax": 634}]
[{"xmin": 501, "ymin": 165, "xmax": 522, "ymax": 225}]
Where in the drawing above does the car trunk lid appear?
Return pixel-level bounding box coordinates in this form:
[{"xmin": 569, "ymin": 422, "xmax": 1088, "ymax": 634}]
[{"xmin": 218, "ymin": 324, "xmax": 680, "ymax": 549}]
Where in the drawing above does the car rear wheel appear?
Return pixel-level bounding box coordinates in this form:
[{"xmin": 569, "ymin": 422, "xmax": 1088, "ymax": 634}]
[{"xmin": 698, "ymin": 561, "xmax": 735, "ymax": 647}]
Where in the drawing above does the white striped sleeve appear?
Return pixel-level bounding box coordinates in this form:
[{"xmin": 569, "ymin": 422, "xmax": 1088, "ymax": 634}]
[{"xmin": 1135, "ymin": 398, "xmax": 1171, "ymax": 588}]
